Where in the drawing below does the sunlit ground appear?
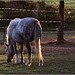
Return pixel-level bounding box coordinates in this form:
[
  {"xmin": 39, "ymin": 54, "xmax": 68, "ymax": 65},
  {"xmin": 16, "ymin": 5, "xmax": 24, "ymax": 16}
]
[{"xmin": 0, "ymin": 31, "xmax": 75, "ymax": 74}]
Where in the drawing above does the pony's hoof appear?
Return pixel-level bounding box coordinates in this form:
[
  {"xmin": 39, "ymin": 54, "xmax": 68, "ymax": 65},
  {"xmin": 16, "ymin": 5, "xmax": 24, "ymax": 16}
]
[
  {"xmin": 39, "ymin": 60, "xmax": 43, "ymax": 66},
  {"xmin": 39, "ymin": 63, "xmax": 43, "ymax": 66},
  {"xmin": 20, "ymin": 57, "xmax": 23, "ymax": 63},
  {"xmin": 20, "ymin": 61, "xmax": 23, "ymax": 64},
  {"xmin": 7, "ymin": 59, "xmax": 11, "ymax": 63},
  {"xmin": 25, "ymin": 63, "xmax": 31, "ymax": 67},
  {"xmin": 14, "ymin": 62, "xmax": 19, "ymax": 65},
  {"xmin": 15, "ymin": 61, "xmax": 19, "ymax": 65},
  {"xmin": 20, "ymin": 60, "xmax": 23, "ymax": 63}
]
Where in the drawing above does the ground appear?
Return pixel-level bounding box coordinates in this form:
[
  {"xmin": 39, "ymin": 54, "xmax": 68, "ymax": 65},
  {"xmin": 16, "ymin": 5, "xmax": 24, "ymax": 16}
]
[
  {"xmin": 42, "ymin": 38, "xmax": 75, "ymax": 56},
  {"xmin": 0, "ymin": 35, "xmax": 75, "ymax": 74}
]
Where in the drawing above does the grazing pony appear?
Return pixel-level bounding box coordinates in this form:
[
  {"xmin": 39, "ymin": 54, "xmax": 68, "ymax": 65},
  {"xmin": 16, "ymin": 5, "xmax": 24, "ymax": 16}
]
[{"xmin": 5, "ymin": 18, "xmax": 43, "ymax": 66}]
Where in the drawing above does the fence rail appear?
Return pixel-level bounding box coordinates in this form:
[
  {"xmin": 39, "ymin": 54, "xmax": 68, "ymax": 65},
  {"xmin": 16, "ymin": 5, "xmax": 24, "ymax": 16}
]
[
  {"xmin": 0, "ymin": 7, "xmax": 60, "ymax": 23},
  {"xmin": 0, "ymin": 19, "xmax": 61, "ymax": 23},
  {"xmin": 0, "ymin": 7, "xmax": 75, "ymax": 41},
  {"xmin": 0, "ymin": 7, "xmax": 75, "ymax": 12},
  {"xmin": 0, "ymin": 7, "xmax": 61, "ymax": 23},
  {"xmin": 0, "ymin": 7, "xmax": 59, "ymax": 13}
]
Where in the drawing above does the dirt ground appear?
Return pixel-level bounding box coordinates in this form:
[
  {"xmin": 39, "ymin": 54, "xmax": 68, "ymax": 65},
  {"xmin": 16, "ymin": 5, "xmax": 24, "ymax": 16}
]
[
  {"xmin": 41, "ymin": 38, "xmax": 75, "ymax": 56},
  {"xmin": 0, "ymin": 38, "xmax": 75, "ymax": 56}
]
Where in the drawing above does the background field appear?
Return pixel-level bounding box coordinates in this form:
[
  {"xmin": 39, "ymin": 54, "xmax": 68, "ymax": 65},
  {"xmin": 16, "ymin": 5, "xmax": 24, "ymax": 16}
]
[
  {"xmin": 33, "ymin": 0, "xmax": 75, "ymax": 8},
  {"xmin": 0, "ymin": 31, "xmax": 75, "ymax": 74},
  {"xmin": 0, "ymin": 0, "xmax": 75, "ymax": 74}
]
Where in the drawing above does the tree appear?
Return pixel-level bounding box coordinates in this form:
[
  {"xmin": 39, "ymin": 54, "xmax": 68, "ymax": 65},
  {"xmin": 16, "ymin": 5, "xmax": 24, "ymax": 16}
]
[
  {"xmin": 57, "ymin": 0, "xmax": 65, "ymax": 44},
  {"xmin": 0, "ymin": 1, "xmax": 5, "ymax": 8}
]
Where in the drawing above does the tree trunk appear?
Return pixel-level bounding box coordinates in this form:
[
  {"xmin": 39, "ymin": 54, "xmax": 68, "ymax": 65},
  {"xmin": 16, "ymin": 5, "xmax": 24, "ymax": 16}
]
[{"xmin": 57, "ymin": 0, "xmax": 65, "ymax": 44}]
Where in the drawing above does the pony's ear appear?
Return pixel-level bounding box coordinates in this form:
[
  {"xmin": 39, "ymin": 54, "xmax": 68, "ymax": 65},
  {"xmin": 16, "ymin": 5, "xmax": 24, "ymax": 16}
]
[{"xmin": 4, "ymin": 42, "xmax": 8, "ymax": 46}]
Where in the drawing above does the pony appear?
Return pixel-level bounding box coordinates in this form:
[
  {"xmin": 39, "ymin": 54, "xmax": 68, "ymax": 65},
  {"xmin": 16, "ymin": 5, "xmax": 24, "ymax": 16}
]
[{"xmin": 5, "ymin": 17, "xmax": 43, "ymax": 66}]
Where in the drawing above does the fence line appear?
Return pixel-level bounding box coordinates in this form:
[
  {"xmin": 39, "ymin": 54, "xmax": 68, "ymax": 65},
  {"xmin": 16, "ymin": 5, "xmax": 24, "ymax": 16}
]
[
  {"xmin": 0, "ymin": 7, "xmax": 74, "ymax": 24},
  {"xmin": 66, "ymin": 8, "xmax": 75, "ymax": 10},
  {"xmin": 0, "ymin": 7, "xmax": 75, "ymax": 41},
  {"xmin": 0, "ymin": 19, "xmax": 60, "ymax": 23},
  {"xmin": 0, "ymin": 19, "xmax": 12, "ymax": 21},
  {"xmin": 0, "ymin": 7, "xmax": 75, "ymax": 12},
  {"xmin": 0, "ymin": 7, "xmax": 59, "ymax": 13},
  {"xmin": 0, "ymin": 8, "xmax": 61, "ymax": 23}
]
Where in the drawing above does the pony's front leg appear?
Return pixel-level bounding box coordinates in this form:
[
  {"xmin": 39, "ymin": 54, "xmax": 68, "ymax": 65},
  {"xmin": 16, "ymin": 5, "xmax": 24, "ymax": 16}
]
[
  {"xmin": 15, "ymin": 53, "xmax": 18, "ymax": 64},
  {"xmin": 25, "ymin": 42, "xmax": 31, "ymax": 66},
  {"xmin": 13, "ymin": 41, "xmax": 18, "ymax": 64},
  {"xmin": 19, "ymin": 44, "xmax": 23, "ymax": 63}
]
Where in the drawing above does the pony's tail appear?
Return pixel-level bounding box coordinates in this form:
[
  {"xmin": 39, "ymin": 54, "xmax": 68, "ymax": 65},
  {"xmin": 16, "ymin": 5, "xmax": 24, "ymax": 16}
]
[
  {"xmin": 34, "ymin": 19, "xmax": 43, "ymax": 61},
  {"xmin": 34, "ymin": 19, "xmax": 42, "ymax": 40}
]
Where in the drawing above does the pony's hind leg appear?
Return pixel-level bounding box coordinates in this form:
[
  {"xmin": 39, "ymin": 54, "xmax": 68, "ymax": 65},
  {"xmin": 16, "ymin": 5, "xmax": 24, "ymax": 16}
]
[
  {"xmin": 35, "ymin": 37, "xmax": 43, "ymax": 66},
  {"xmin": 25, "ymin": 41, "xmax": 31, "ymax": 66}
]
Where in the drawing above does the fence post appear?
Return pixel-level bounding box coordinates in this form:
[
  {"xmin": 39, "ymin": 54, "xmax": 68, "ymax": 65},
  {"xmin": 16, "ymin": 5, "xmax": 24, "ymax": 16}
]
[
  {"xmin": 57, "ymin": 0, "xmax": 65, "ymax": 43},
  {"xmin": 35, "ymin": 3, "xmax": 38, "ymax": 19},
  {"xmin": 3, "ymin": 8, "xmax": 6, "ymax": 40}
]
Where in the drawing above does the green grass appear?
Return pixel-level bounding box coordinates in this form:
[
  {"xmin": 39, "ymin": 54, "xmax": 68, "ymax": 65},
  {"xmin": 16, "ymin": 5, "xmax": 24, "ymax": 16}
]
[
  {"xmin": 0, "ymin": 31, "xmax": 75, "ymax": 43},
  {"xmin": 0, "ymin": 31, "xmax": 75, "ymax": 74},
  {"xmin": 33, "ymin": 0, "xmax": 75, "ymax": 8},
  {"xmin": 64, "ymin": 0, "xmax": 75, "ymax": 8},
  {"xmin": 0, "ymin": 32, "xmax": 6, "ymax": 43},
  {"xmin": 42, "ymin": 31, "xmax": 75, "ymax": 39},
  {"xmin": 0, "ymin": 54, "xmax": 75, "ymax": 74},
  {"xmin": 0, "ymin": 53, "xmax": 75, "ymax": 74}
]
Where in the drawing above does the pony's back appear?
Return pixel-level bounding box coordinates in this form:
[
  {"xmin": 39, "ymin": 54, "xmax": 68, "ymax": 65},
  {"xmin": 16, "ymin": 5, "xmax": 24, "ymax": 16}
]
[
  {"xmin": 7, "ymin": 18, "xmax": 42, "ymax": 44},
  {"xmin": 8, "ymin": 18, "xmax": 21, "ymax": 34}
]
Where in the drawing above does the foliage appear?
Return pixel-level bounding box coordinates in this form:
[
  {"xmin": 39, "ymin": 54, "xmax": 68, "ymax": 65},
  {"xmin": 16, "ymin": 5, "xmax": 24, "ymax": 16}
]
[
  {"xmin": 0, "ymin": 1, "xmax": 58, "ymax": 28},
  {"xmin": 65, "ymin": 10, "xmax": 75, "ymax": 22},
  {"xmin": 0, "ymin": 1, "xmax": 75, "ymax": 31},
  {"xmin": 0, "ymin": 1, "xmax": 5, "ymax": 8}
]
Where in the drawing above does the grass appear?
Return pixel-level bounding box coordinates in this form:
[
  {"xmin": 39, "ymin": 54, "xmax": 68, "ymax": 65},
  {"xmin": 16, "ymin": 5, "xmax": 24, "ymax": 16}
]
[
  {"xmin": 0, "ymin": 54, "xmax": 75, "ymax": 74},
  {"xmin": 0, "ymin": 31, "xmax": 75, "ymax": 74},
  {"xmin": 33, "ymin": 0, "xmax": 75, "ymax": 8},
  {"xmin": 42, "ymin": 31, "xmax": 75, "ymax": 39},
  {"xmin": 64, "ymin": 0, "xmax": 75, "ymax": 8},
  {"xmin": 48, "ymin": 0, "xmax": 75, "ymax": 8},
  {"xmin": 0, "ymin": 0, "xmax": 75, "ymax": 73},
  {"xmin": 0, "ymin": 53, "xmax": 75, "ymax": 74},
  {"xmin": 0, "ymin": 31, "xmax": 75, "ymax": 43}
]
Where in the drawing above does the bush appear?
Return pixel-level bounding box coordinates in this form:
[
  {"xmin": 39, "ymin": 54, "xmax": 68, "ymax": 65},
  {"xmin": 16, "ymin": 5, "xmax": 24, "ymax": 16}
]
[{"xmin": 0, "ymin": 1, "xmax": 74, "ymax": 31}]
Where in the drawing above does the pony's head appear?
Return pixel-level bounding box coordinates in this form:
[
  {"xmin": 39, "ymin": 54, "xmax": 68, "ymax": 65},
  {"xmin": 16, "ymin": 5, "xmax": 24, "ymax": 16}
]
[{"xmin": 5, "ymin": 43, "xmax": 15, "ymax": 62}]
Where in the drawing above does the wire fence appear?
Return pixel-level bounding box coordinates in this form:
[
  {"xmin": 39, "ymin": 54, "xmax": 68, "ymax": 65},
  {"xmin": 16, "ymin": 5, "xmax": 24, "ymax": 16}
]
[{"xmin": 0, "ymin": 7, "xmax": 75, "ymax": 42}]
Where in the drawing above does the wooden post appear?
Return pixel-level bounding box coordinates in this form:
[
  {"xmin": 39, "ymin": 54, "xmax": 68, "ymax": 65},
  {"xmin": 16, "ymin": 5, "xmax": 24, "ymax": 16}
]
[
  {"xmin": 3, "ymin": 8, "xmax": 6, "ymax": 40},
  {"xmin": 57, "ymin": 0, "xmax": 65, "ymax": 43}
]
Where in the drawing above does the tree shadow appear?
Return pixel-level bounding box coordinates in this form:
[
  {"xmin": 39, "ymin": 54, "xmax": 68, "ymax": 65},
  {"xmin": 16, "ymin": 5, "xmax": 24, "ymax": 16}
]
[{"xmin": 42, "ymin": 40, "xmax": 75, "ymax": 47}]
